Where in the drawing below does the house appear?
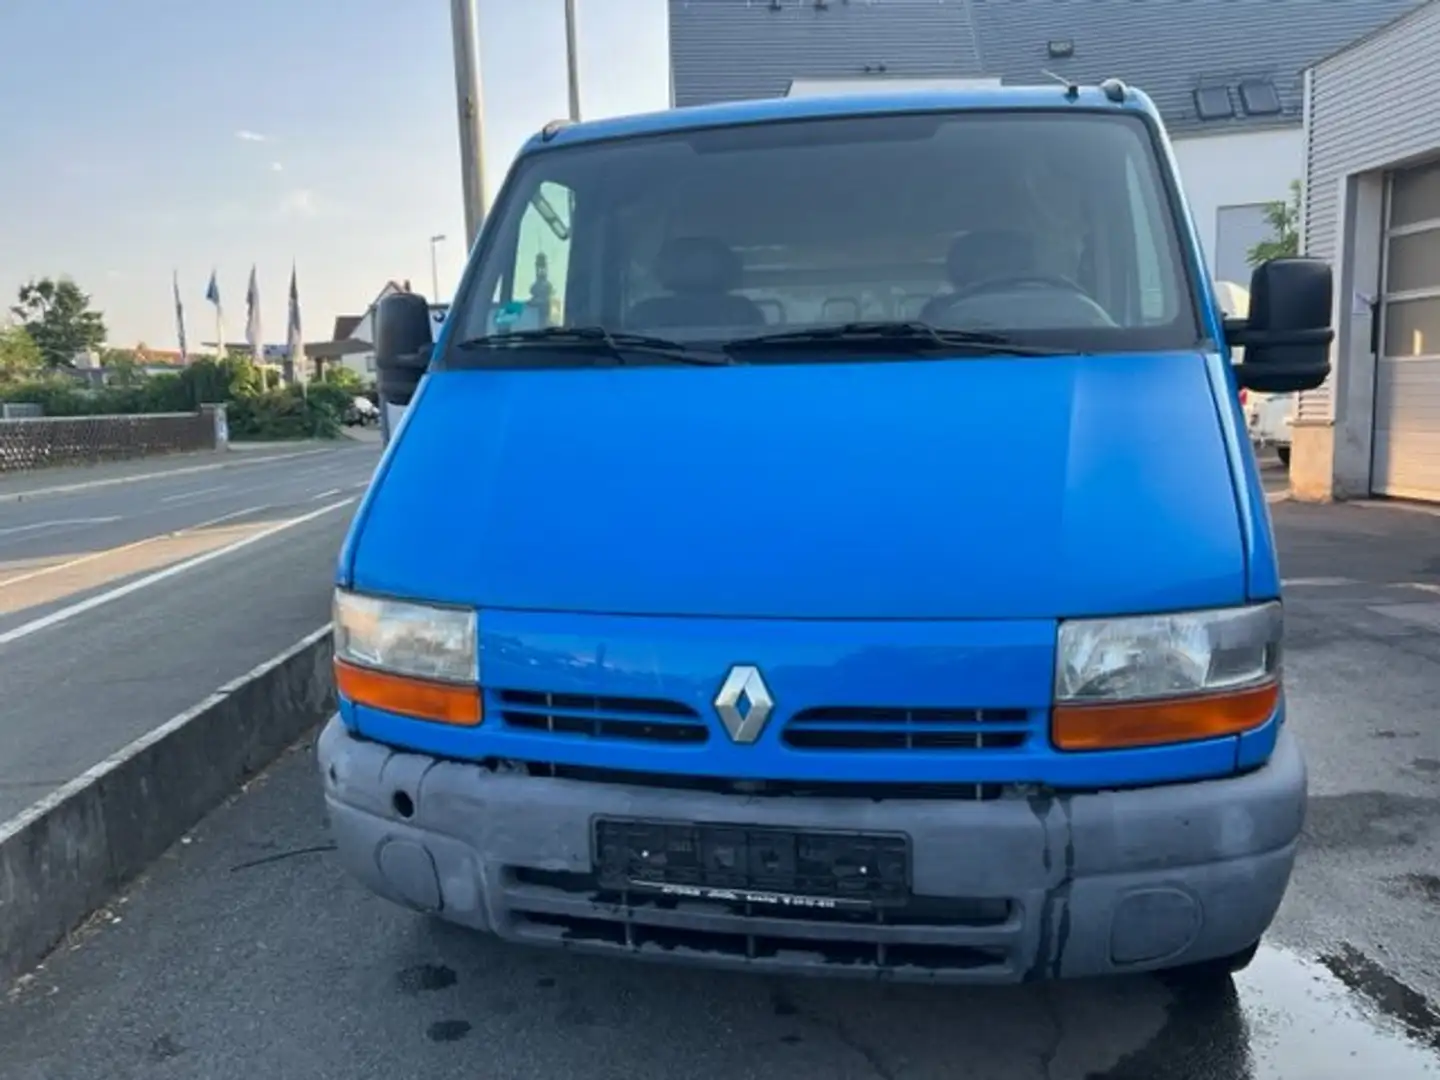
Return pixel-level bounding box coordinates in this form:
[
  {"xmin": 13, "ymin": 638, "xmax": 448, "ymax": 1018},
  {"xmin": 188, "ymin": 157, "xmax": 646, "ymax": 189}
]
[
  {"xmin": 311, "ymin": 281, "xmax": 451, "ymax": 382},
  {"xmin": 667, "ymin": 0, "xmax": 1426, "ymax": 287},
  {"xmin": 1291, "ymin": 0, "xmax": 1440, "ymax": 502}
]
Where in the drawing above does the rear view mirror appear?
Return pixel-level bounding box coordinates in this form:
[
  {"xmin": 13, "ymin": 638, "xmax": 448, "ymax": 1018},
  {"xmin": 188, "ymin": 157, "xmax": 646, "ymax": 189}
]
[
  {"xmin": 374, "ymin": 292, "xmax": 435, "ymax": 407},
  {"xmin": 1226, "ymin": 258, "xmax": 1333, "ymax": 393}
]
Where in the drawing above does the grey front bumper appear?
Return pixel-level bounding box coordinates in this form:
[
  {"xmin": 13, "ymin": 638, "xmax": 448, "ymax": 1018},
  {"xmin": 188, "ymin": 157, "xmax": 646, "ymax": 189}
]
[{"xmin": 318, "ymin": 717, "xmax": 1305, "ymax": 983}]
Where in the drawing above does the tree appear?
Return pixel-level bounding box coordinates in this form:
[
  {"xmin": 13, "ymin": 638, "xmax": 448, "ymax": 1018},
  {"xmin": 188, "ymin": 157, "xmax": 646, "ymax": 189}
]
[
  {"xmin": 11, "ymin": 277, "xmax": 108, "ymax": 369},
  {"xmin": 99, "ymin": 346, "xmax": 144, "ymax": 388},
  {"xmin": 1248, "ymin": 179, "xmax": 1302, "ymax": 267},
  {"xmin": 0, "ymin": 324, "xmax": 44, "ymax": 383}
]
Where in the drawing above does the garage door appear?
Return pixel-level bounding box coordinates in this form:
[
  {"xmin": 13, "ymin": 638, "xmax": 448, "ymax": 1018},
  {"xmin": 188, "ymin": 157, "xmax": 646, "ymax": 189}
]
[{"xmin": 1374, "ymin": 159, "xmax": 1440, "ymax": 500}]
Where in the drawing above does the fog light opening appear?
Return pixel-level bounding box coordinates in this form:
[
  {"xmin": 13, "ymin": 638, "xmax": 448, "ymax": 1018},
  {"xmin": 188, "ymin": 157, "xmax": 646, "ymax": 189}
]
[{"xmin": 392, "ymin": 790, "xmax": 415, "ymax": 819}]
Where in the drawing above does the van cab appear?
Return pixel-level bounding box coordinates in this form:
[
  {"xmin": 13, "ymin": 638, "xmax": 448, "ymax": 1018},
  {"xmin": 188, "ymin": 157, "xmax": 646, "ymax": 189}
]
[{"xmin": 320, "ymin": 82, "xmax": 1333, "ymax": 984}]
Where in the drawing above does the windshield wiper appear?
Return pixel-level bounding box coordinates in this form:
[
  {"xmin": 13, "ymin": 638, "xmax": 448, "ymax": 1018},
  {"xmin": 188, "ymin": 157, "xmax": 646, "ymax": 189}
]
[
  {"xmin": 723, "ymin": 321, "xmax": 1075, "ymax": 357},
  {"xmin": 454, "ymin": 326, "xmax": 734, "ymax": 366}
]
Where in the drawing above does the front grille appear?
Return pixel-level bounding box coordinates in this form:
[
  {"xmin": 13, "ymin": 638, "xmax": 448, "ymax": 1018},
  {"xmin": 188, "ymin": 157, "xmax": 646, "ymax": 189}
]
[
  {"xmin": 495, "ymin": 690, "xmax": 708, "ymax": 745},
  {"xmin": 783, "ymin": 706, "xmax": 1033, "ymax": 751},
  {"xmin": 503, "ymin": 868, "xmax": 1014, "ymax": 975},
  {"xmin": 511, "ymin": 760, "xmax": 1006, "ymax": 801}
]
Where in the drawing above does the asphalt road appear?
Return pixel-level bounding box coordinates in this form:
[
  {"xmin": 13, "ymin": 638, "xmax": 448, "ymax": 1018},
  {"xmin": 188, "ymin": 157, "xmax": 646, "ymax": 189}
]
[
  {"xmin": 0, "ymin": 443, "xmax": 380, "ymax": 820},
  {"xmin": 4, "ymin": 465, "xmax": 1440, "ymax": 1079}
]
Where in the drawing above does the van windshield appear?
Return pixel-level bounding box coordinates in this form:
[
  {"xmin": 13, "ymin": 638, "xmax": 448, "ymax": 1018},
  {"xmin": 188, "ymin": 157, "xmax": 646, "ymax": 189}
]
[{"xmin": 447, "ymin": 109, "xmax": 1202, "ymax": 363}]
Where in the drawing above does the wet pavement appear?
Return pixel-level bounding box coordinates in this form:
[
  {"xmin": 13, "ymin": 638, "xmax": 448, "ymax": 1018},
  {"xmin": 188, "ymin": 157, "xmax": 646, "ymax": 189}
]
[{"xmin": 2, "ymin": 490, "xmax": 1439, "ymax": 1079}]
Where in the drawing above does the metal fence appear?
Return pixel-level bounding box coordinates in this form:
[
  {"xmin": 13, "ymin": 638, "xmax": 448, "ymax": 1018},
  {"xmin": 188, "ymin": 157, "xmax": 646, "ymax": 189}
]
[{"xmin": 0, "ymin": 411, "xmax": 217, "ymax": 473}]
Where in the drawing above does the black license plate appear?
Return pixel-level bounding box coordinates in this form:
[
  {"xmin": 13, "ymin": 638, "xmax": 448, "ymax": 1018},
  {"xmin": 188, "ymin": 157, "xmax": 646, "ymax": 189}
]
[{"xmin": 594, "ymin": 818, "xmax": 910, "ymax": 911}]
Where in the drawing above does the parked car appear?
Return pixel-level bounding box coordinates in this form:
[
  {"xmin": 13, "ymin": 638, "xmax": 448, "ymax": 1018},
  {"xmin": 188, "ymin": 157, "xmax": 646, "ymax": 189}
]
[{"xmin": 343, "ymin": 394, "xmax": 380, "ymax": 427}]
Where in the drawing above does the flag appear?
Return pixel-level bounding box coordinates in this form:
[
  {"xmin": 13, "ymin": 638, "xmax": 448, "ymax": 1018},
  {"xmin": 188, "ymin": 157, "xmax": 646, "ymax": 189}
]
[
  {"xmin": 245, "ymin": 264, "xmax": 263, "ymax": 364},
  {"xmin": 287, "ymin": 263, "xmax": 306, "ymax": 386},
  {"xmin": 173, "ymin": 270, "xmax": 189, "ymax": 365},
  {"xmin": 205, "ymin": 269, "xmax": 226, "ymax": 359}
]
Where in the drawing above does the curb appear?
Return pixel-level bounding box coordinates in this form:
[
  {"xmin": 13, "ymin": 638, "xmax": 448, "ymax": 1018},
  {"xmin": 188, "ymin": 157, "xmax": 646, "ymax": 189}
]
[{"xmin": 0, "ymin": 626, "xmax": 336, "ymax": 985}]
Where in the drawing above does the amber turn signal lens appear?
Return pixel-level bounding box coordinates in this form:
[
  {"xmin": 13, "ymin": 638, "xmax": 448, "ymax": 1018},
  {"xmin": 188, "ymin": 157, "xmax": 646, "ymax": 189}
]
[
  {"xmin": 1052, "ymin": 681, "xmax": 1279, "ymax": 752},
  {"xmin": 334, "ymin": 660, "xmax": 482, "ymax": 726}
]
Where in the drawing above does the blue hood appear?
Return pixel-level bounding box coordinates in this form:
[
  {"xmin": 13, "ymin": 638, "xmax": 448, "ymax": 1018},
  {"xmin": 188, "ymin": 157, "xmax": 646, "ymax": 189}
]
[{"xmin": 351, "ymin": 353, "xmax": 1246, "ymax": 620}]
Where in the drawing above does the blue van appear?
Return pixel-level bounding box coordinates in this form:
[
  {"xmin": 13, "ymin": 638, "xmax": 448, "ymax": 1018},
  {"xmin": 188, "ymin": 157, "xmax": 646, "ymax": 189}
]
[{"xmin": 319, "ymin": 82, "xmax": 1333, "ymax": 984}]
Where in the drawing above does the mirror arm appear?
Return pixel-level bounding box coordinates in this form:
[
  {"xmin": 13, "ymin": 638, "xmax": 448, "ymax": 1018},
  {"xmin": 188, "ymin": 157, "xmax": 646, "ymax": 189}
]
[{"xmin": 1224, "ymin": 323, "xmax": 1333, "ymax": 350}]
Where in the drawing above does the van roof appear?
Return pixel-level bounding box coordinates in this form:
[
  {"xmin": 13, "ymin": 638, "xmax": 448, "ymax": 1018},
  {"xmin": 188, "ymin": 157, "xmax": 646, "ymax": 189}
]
[{"xmin": 521, "ymin": 83, "xmax": 1162, "ymax": 155}]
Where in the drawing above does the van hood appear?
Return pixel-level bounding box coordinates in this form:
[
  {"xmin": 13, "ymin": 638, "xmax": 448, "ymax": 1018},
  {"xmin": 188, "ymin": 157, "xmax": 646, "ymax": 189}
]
[{"xmin": 351, "ymin": 353, "xmax": 1246, "ymax": 620}]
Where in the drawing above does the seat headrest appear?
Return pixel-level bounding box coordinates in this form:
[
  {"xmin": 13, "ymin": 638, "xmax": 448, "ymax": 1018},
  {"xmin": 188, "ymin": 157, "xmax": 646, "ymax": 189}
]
[
  {"xmin": 946, "ymin": 229, "xmax": 1037, "ymax": 287},
  {"xmin": 655, "ymin": 238, "xmax": 744, "ymax": 294}
]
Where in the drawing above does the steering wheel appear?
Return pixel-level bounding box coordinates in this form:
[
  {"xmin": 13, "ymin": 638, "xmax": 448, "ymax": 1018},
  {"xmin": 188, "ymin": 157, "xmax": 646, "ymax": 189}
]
[{"xmin": 930, "ymin": 274, "xmax": 1092, "ymax": 313}]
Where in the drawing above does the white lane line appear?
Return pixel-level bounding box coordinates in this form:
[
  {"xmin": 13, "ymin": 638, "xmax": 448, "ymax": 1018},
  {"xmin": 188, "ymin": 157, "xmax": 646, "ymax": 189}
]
[
  {"xmin": 161, "ymin": 485, "xmax": 227, "ymax": 504},
  {"xmin": 310, "ymin": 488, "xmax": 341, "ymax": 501},
  {"xmin": 1282, "ymin": 577, "xmax": 1357, "ymax": 588},
  {"xmin": 0, "ymin": 448, "xmax": 339, "ymax": 503},
  {"xmin": 0, "ymin": 504, "xmax": 271, "ymax": 589},
  {"xmin": 0, "ymin": 517, "xmax": 121, "ymax": 537},
  {"xmin": 0, "ymin": 497, "xmax": 355, "ymax": 648}
]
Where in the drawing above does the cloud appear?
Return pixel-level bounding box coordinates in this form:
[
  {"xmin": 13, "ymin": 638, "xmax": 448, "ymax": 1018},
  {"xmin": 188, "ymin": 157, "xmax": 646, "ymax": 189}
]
[
  {"xmin": 279, "ymin": 189, "xmax": 317, "ymax": 217},
  {"xmin": 270, "ymin": 161, "xmax": 284, "ymax": 172},
  {"xmin": 235, "ymin": 129, "xmax": 268, "ymax": 142}
]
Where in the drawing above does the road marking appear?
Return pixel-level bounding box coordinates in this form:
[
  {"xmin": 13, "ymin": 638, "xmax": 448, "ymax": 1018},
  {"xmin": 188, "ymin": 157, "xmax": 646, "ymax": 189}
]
[
  {"xmin": 0, "ymin": 503, "xmax": 271, "ymax": 589},
  {"xmin": 160, "ymin": 485, "xmax": 227, "ymax": 503},
  {"xmin": 310, "ymin": 488, "xmax": 341, "ymax": 501},
  {"xmin": 1282, "ymin": 576, "xmax": 1357, "ymax": 588},
  {"xmin": 0, "ymin": 448, "xmax": 339, "ymax": 503},
  {"xmin": 0, "ymin": 496, "xmax": 354, "ymax": 647},
  {"xmin": 0, "ymin": 517, "xmax": 120, "ymax": 537}
]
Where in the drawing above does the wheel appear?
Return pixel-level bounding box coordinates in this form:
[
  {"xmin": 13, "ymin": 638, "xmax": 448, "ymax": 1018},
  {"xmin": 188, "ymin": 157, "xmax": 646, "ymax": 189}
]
[
  {"xmin": 1161, "ymin": 941, "xmax": 1259, "ymax": 990},
  {"xmin": 1276, "ymin": 445, "xmax": 1291, "ymax": 468}
]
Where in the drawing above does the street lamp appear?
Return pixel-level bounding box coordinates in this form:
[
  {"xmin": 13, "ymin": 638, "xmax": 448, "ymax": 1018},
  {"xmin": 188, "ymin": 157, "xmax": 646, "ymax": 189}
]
[{"xmin": 429, "ymin": 234, "xmax": 448, "ymax": 300}]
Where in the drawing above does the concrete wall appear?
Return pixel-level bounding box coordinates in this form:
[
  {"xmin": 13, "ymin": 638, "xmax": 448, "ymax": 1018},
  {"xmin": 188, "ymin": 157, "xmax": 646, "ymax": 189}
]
[{"xmin": 0, "ymin": 407, "xmax": 226, "ymax": 473}]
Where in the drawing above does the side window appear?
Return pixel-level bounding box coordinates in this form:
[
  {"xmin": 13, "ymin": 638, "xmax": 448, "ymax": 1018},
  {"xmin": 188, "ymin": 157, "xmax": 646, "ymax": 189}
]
[
  {"xmin": 1125, "ymin": 157, "xmax": 1172, "ymax": 323},
  {"xmin": 490, "ymin": 181, "xmax": 575, "ymax": 333}
]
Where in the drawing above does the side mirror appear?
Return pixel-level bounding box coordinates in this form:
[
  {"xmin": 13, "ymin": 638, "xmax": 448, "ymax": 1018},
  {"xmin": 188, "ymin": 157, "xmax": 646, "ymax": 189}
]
[
  {"xmin": 1226, "ymin": 258, "xmax": 1334, "ymax": 393},
  {"xmin": 374, "ymin": 292, "xmax": 435, "ymax": 407}
]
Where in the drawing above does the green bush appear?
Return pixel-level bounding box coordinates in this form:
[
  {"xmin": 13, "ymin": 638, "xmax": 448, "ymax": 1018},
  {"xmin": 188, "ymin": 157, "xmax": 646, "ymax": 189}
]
[
  {"xmin": 0, "ymin": 354, "xmax": 346, "ymax": 440},
  {"xmin": 226, "ymin": 384, "xmax": 345, "ymax": 440}
]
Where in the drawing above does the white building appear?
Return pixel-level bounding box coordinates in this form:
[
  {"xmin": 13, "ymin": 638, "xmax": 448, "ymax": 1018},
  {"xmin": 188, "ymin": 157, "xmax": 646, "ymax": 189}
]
[
  {"xmin": 668, "ymin": 0, "xmax": 1425, "ymax": 302},
  {"xmin": 1293, "ymin": 0, "xmax": 1440, "ymax": 502}
]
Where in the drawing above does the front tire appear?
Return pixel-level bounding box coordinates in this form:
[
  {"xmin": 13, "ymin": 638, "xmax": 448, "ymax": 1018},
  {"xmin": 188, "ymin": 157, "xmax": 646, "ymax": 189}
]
[{"xmin": 1161, "ymin": 941, "xmax": 1260, "ymax": 989}]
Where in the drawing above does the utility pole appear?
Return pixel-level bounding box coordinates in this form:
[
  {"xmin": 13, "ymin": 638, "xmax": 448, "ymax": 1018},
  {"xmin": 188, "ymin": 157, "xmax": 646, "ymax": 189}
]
[
  {"xmin": 564, "ymin": 0, "xmax": 581, "ymax": 122},
  {"xmin": 450, "ymin": 0, "xmax": 488, "ymax": 249},
  {"xmin": 429, "ymin": 234, "xmax": 447, "ymax": 300}
]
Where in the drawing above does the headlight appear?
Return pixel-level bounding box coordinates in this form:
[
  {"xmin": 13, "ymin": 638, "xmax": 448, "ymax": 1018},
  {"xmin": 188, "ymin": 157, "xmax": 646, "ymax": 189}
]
[
  {"xmin": 333, "ymin": 590, "xmax": 480, "ymax": 725},
  {"xmin": 1052, "ymin": 603, "xmax": 1281, "ymax": 751}
]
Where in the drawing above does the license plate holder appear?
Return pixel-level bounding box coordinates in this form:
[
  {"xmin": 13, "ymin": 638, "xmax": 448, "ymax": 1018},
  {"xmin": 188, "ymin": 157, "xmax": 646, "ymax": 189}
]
[{"xmin": 593, "ymin": 818, "xmax": 910, "ymax": 911}]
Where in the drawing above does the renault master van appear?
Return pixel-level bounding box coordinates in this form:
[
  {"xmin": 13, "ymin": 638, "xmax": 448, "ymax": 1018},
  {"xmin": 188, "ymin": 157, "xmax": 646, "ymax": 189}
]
[{"xmin": 320, "ymin": 82, "xmax": 1333, "ymax": 984}]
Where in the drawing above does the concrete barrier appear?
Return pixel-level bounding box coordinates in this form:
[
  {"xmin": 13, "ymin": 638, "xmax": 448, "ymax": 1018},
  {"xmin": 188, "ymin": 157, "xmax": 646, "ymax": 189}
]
[{"xmin": 0, "ymin": 625, "xmax": 335, "ymax": 985}]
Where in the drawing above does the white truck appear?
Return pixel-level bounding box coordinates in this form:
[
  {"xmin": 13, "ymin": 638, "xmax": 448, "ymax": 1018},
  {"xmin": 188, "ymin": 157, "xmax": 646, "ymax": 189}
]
[{"xmin": 1216, "ymin": 280, "xmax": 1293, "ymax": 467}]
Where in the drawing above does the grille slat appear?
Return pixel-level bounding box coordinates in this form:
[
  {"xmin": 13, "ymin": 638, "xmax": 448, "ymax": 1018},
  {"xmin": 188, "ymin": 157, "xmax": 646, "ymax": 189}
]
[
  {"xmin": 503, "ymin": 869, "xmax": 1014, "ymax": 974},
  {"xmin": 495, "ymin": 689, "xmax": 708, "ymax": 745},
  {"xmin": 784, "ymin": 706, "xmax": 1035, "ymax": 752}
]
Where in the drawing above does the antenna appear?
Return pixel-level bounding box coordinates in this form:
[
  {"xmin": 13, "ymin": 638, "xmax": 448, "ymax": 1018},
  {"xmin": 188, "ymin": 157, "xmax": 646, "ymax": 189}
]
[{"xmin": 1041, "ymin": 69, "xmax": 1080, "ymax": 101}]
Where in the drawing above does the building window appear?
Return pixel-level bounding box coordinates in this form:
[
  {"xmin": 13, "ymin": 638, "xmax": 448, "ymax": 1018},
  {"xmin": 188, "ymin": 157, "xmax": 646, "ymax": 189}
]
[
  {"xmin": 1237, "ymin": 80, "xmax": 1281, "ymax": 117},
  {"xmin": 1193, "ymin": 86, "xmax": 1234, "ymax": 121}
]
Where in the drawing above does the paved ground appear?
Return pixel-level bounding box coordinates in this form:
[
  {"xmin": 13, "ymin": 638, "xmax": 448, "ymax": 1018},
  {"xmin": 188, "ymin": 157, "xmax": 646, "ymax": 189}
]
[
  {"xmin": 0, "ymin": 443, "xmax": 379, "ymax": 819},
  {"xmin": 5, "ymin": 456, "xmax": 1440, "ymax": 1079}
]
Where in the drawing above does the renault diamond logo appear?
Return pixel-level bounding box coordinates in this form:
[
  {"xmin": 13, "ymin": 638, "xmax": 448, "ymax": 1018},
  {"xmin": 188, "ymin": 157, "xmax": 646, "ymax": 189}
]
[{"xmin": 714, "ymin": 665, "xmax": 774, "ymax": 744}]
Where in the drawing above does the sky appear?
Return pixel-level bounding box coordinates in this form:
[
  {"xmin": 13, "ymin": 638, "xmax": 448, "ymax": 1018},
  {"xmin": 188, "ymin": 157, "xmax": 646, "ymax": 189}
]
[{"xmin": 0, "ymin": 0, "xmax": 670, "ymax": 350}]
